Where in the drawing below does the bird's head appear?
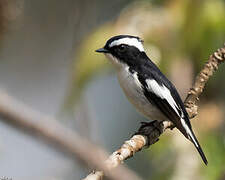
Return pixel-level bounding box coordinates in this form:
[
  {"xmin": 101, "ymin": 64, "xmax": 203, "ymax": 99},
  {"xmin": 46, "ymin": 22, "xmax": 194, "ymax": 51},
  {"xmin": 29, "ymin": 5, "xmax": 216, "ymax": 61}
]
[{"xmin": 96, "ymin": 35, "xmax": 145, "ymax": 68}]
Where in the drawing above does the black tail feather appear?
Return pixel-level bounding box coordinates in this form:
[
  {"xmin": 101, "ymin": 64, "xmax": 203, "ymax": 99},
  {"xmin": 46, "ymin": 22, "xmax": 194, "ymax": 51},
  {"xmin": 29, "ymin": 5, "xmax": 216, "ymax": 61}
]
[{"xmin": 188, "ymin": 130, "xmax": 208, "ymax": 165}]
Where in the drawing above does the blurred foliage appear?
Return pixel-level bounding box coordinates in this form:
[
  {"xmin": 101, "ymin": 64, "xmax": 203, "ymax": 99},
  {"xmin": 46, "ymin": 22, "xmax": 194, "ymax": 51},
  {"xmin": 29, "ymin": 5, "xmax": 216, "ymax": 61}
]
[
  {"xmin": 65, "ymin": 0, "xmax": 225, "ymax": 179},
  {"xmin": 64, "ymin": 24, "xmax": 114, "ymax": 110},
  {"xmin": 201, "ymin": 132, "xmax": 225, "ymax": 180},
  {"xmin": 146, "ymin": 134, "xmax": 176, "ymax": 180}
]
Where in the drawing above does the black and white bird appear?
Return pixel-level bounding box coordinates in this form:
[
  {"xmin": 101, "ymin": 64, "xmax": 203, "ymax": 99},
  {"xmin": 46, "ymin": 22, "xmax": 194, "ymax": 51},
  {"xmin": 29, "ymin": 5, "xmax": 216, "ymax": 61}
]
[{"xmin": 96, "ymin": 35, "xmax": 208, "ymax": 165}]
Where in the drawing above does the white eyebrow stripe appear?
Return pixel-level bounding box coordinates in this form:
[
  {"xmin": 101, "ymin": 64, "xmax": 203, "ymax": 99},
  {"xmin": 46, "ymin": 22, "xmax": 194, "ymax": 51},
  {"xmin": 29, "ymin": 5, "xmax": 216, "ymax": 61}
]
[{"xmin": 109, "ymin": 37, "xmax": 144, "ymax": 52}]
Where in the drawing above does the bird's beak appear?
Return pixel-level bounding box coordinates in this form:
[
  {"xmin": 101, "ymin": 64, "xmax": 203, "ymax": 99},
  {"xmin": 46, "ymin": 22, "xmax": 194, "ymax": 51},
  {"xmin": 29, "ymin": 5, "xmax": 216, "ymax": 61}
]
[{"xmin": 95, "ymin": 48, "xmax": 109, "ymax": 53}]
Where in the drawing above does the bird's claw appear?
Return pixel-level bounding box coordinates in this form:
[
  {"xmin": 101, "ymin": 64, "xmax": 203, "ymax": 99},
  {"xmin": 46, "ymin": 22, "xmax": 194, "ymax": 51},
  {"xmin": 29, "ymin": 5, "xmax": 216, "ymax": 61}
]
[{"xmin": 133, "ymin": 120, "xmax": 163, "ymax": 146}]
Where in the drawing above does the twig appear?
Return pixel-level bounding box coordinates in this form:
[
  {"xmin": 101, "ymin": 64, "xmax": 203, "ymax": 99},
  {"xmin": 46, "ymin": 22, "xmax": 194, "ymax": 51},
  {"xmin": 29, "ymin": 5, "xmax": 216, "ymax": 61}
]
[
  {"xmin": 0, "ymin": 91, "xmax": 142, "ymax": 180},
  {"xmin": 83, "ymin": 44, "xmax": 225, "ymax": 180},
  {"xmin": 185, "ymin": 45, "xmax": 225, "ymax": 118}
]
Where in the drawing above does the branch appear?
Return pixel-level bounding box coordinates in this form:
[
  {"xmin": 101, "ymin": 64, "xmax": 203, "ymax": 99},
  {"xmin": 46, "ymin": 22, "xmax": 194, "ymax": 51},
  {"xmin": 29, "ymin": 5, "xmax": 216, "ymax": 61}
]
[
  {"xmin": 83, "ymin": 44, "xmax": 225, "ymax": 180},
  {"xmin": 0, "ymin": 91, "xmax": 142, "ymax": 180},
  {"xmin": 185, "ymin": 45, "xmax": 225, "ymax": 118}
]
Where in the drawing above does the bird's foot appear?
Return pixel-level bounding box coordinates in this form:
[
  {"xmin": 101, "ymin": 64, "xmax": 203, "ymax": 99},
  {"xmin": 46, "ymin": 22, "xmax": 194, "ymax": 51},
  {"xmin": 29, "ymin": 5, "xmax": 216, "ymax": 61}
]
[{"xmin": 133, "ymin": 120, "xmax": 164, "ymax": 146}]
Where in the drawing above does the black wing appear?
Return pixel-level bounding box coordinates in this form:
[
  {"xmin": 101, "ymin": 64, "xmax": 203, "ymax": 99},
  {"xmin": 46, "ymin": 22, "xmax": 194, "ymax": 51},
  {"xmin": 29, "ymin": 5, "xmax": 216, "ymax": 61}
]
[
  {"xmin": 136, "ymin": 63, "xmax": 191, "ymax": 137},
  {"xmin": 134, "ymin": 61, "xmax": 208, "ymax": 165}
]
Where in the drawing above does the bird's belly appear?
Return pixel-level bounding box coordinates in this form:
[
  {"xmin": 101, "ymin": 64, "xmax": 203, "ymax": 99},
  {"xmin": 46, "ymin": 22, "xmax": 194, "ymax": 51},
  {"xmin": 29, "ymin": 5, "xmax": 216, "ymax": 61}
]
[{"xmin": 117, "ymin": 68, "xmax": 166, "ymax": 121}]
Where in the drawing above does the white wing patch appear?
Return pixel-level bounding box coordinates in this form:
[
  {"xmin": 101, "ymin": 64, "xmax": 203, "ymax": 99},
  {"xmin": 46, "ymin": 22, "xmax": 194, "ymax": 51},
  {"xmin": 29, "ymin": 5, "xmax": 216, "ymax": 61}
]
[
  {"xmin": 109, "ymin": 37, "xmax": 144, "ymax": 52},
  {"xmin": 146, "ymin": 79, "xmax": 198, "ymax": 146},
  {"xmin": 146, "ymin": 79, "xmax": 180, "ymax": 116}
]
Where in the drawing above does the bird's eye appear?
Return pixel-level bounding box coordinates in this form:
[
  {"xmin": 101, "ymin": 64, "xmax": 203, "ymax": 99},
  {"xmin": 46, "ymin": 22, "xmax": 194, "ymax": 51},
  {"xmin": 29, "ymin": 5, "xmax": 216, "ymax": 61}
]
[{"xmin": 118, "ymin": 45, "xmax": 126, "ymax": 52}]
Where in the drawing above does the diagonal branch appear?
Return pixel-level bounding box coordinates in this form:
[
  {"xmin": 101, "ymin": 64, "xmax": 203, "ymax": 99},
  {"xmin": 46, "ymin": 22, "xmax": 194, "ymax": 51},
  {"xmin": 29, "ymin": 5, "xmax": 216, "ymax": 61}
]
[
  {"xmin": 185, "ymin": 44, "xmax": 225, "ymax": 118},
  {"xmin": 83, "ymin": 44, "xmax": 225, "ymax": 180}
]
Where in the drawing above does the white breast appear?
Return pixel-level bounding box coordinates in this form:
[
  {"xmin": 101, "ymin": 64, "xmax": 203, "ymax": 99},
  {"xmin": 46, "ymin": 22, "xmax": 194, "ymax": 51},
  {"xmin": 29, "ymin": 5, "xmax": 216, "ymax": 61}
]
[{"xmin": 117, "ymin": 66, "xmax": 166, "ymax": 121}]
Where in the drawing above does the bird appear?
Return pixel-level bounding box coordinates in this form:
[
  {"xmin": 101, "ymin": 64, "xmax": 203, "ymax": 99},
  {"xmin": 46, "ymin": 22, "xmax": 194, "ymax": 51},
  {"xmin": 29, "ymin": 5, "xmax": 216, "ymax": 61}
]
[{"xmin": 95, "ymin": 35, "xmax": 208, "ymax": 165}]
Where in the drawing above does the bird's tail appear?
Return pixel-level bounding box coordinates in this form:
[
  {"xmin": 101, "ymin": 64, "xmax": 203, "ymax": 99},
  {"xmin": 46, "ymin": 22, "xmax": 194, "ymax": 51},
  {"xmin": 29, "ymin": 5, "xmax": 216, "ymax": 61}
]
[{"xmin": 187, "ymin": 129, "xmax": 208, "ymax": 165}]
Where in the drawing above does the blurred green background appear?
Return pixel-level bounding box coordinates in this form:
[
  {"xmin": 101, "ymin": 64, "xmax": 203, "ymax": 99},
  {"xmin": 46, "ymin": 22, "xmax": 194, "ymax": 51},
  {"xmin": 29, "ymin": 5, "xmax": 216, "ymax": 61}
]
[{"xmin": 0, "ymin": 0, "xmax": 224, "ymax": 180}]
